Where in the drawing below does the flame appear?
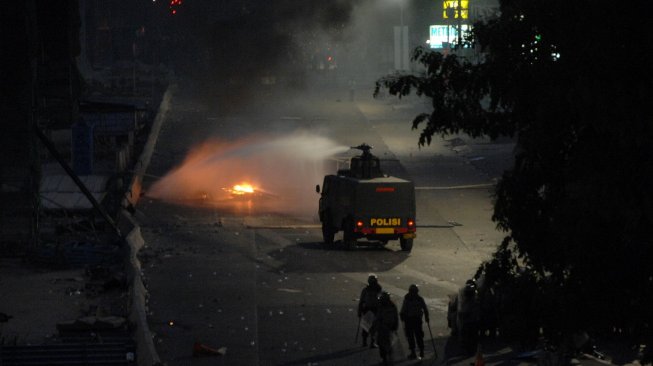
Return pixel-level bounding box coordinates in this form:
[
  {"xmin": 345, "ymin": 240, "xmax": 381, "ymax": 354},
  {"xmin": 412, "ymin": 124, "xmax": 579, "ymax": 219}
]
[
  {"xmin": 230, "ymin": 183, "xmax": 255, "ymax": 195},
  {"xmin": 146, "ymin": 133, "xmax": 349, "ymax": 215}
]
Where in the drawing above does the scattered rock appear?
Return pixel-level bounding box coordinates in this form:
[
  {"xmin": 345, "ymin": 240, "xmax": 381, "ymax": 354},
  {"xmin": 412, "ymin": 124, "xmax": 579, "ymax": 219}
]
[{"xmin": 0, "ymin": 312, "xmax": 14, "ymax": 322}]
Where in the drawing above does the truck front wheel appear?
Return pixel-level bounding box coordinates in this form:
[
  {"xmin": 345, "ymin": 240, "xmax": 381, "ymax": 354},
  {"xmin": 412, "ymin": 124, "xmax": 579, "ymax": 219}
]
[{"xmin": 400, "ymin": 238, "xmax": 413, "ymax": 252}]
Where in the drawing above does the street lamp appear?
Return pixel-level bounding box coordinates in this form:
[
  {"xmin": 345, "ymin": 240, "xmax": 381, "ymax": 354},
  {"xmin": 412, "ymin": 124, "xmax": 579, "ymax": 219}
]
[
  {"xmin": 456, "ymin": 0, "xmax": 462, "ymax": 46},
  {"xmin": 394, "ymin": 0, "xmax": 409, "ymax": 71}
]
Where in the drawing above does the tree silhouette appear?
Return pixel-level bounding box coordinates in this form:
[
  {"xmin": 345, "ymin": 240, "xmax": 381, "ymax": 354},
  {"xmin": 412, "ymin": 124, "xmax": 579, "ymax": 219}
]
[{"xmin": 376, "ymin": 0, "xmax": 653, "ymax": 360}]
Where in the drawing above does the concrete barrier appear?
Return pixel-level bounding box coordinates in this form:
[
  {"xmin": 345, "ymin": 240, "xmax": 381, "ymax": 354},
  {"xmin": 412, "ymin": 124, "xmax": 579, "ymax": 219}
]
[
  {"xmin": 120, "ymin": 210, "xmax": 161, "ymax": 366},
  {"xmin": 123, "ymin": 85, "xmax": 175, "ymax": 208},
  {"xmin": 119, "ymin": 84, "xmax": 175, "ymax": 366}
]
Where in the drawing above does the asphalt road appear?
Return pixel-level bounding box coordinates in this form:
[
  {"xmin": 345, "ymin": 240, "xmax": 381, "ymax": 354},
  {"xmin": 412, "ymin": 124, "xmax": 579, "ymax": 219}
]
[{"xmin": 135, "ymin": 79, "xmax": 514, "ymax": 366}]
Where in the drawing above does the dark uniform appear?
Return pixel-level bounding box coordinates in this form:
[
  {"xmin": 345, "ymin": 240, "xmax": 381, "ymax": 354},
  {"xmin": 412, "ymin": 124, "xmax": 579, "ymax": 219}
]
[
  {"xmin": 373, "ymin": 291, "xmax": 399, "ymax": 366},
  {"xmin": 457, "ymin": 280, "xmax": 480, "ymax": 353},
  {"xmin": 400, "ymin": 284, "xmax": 430, "ymax": 359},
  {"xmin": 358, "ymin": 274, "xmax": 382, "ymax": 347}
]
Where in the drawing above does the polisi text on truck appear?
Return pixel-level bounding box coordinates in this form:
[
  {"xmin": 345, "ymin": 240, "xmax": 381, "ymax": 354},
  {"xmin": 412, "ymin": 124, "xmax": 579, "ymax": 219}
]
[{"xmin": 370, "ymin": 218, "xmax": 401, "ymax": 226}]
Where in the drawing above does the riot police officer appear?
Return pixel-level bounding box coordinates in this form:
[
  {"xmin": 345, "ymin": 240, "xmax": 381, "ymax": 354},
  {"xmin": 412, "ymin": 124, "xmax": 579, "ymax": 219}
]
[
  {"xmin": 373, "ymin": 291, "xmax": 399, "ymax": 365},
  {"xmin": 358, "ymin": 274, "xmax": 382, "ymax": 347},
  {"xmin": 400, "ymin": 284, "xmax": 430, "ymax": 359}
]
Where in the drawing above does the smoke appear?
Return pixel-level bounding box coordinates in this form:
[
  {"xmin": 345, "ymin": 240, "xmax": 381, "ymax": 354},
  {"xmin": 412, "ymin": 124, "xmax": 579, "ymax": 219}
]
[
  {"xmin": 147, "ymin": 132, "xmax": 349, "ymax": 216},
  {"xmin": 168, "ymin": 0, "xmax": 374, "ymax": 106}
]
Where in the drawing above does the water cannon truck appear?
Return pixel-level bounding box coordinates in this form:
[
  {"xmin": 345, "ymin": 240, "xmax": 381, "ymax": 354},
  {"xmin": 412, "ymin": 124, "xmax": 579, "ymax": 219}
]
[{"xmin": 315, "ymin": 143, "xmax": 416, "ymax": 251}]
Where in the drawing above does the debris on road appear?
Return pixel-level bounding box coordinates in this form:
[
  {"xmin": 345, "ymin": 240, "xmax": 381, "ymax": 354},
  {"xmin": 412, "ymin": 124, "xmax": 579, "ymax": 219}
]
[
  {"xmin": 277, "ymin": 288, "xmax": 302, "ymax": 293},
  {"xmin": 192, "ymin": 341, "xmax": 226, "ymax": 357},
  {"xmin": 84, "ymin": 265, "xmax": 127, "ymax": 295}
]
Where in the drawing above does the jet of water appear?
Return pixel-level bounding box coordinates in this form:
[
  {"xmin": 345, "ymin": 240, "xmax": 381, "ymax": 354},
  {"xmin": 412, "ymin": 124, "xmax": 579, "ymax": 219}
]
[{"xmin": 147, "ymin": 131, "xmax": 349, "ymax": 216}]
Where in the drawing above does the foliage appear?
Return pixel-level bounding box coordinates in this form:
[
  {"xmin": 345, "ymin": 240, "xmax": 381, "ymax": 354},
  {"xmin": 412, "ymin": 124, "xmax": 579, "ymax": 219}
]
[{"xmin": 376, "ymin": 0, "xmax": 653, "ymax": 351}]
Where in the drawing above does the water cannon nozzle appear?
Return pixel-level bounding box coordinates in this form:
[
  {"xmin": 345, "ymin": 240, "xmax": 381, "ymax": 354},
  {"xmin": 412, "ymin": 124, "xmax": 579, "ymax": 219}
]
[{"xmin": 350, "ymin": 143, "xmax": 373, "ymax": 156}]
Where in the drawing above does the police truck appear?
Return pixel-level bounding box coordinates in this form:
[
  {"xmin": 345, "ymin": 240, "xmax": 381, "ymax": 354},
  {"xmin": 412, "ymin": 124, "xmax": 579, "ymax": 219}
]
[{"xmin": 316, "ymin": 144, "xmax": 416, "ymax": 251}]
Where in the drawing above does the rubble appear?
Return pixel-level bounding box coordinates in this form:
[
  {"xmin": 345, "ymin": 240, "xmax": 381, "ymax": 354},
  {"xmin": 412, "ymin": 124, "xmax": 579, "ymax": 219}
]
[{"xmin": 192, "ymin": 341, "xmax": 227, "ymax": 357}]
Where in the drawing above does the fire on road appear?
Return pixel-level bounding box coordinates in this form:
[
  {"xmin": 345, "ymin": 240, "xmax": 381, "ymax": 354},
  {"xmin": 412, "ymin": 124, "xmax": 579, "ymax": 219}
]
[{"xmin": 145, "ymin": 132, "xmax": 347, "ymax": 216}]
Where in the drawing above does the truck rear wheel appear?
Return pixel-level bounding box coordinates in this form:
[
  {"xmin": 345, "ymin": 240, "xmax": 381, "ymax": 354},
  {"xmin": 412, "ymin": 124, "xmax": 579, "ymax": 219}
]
[
  {"xmin": 400, "ymin": 238, "xmax": 413, "ymax": 252},
  {"xmin": 322, "ymin": 218, "xmax": 335, "ymax": 245},
  {"xmin": 343, "ymin": 220, "xmax": 356, "ymax": 250}
]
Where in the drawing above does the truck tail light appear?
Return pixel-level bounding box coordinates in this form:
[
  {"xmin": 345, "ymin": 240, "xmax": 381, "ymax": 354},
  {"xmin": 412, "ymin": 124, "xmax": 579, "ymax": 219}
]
[
  {"xmin": 353, "ymin": 220, "xmax": 364, "ymax": 233},
  {"xmin": 407, "ymin": 219, "xmax": 415, "ymax": 227}
]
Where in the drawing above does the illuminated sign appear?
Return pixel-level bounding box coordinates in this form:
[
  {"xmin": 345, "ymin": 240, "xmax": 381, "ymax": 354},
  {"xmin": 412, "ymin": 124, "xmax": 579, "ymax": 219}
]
[
  {"xmin": 429, "ymin": 24, "xmax": 471, "ymax": 49},
  {"xmin": 443, "ymin": 0, "xmax": 469, "ymax": 19}
]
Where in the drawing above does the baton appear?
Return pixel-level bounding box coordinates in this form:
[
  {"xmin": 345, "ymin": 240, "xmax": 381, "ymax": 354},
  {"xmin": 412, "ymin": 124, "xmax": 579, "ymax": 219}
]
[
  {"xmin": 355, "ymin": 316, "xmax": 361, "ymax": 344},
  {"xmin": 426, "ymin": 320, "xmax": 438, "ymax": 361}
]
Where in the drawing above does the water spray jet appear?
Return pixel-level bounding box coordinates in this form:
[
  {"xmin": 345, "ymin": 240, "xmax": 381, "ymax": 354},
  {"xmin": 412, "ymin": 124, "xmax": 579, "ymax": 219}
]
[{"xmin": 147, "ymin": 132, "xmax": 348, "ymax": 217}]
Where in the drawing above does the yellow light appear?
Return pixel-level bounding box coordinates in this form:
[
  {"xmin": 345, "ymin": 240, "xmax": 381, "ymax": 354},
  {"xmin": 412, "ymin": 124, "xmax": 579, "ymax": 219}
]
[{"xmin": 443, "ymin": 0, "xmax": 468, "ymax": 19}]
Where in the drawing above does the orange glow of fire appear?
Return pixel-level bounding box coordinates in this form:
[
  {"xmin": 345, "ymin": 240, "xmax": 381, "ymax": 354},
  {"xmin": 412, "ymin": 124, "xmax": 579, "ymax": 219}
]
[
  {"xmin": 230, "ymin": 183, "xmax": 256, "ymax": 195},
  {"xmin": 146, "ymin": 133, "xmax": 348, "ymax": 215}
]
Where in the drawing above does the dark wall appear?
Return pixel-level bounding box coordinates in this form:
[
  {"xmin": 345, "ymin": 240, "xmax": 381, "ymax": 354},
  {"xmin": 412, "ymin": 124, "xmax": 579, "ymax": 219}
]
[
  {"xmin": 0, "ymin": 0, "xmax": 82, "ymax": 250},
  {"xmin": 1, "ymin": 0, "xmax": 41, "ymax": 249}
]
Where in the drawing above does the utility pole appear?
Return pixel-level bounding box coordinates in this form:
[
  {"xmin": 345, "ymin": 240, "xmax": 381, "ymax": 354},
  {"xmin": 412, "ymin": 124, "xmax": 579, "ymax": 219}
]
[{"xmin": 457, "ymin": 0, "xmax": 462, "ymax": 47}]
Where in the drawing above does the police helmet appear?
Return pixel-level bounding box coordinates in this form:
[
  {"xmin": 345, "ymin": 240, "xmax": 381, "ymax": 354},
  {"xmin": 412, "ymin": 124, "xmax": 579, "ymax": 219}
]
[
  {"xmin": 378, "ymin": 291, "xmax": 391, "ymax": 303},
  {"xmin": 409, "ymin": 284, "xmax": 419, "ymax": 294},
  {"xmin": 463, "ymin": 279, "xmax": 477, "ymax": 298},
  {"xmin": 368, "ymin": 274, "xmax": 378, "ymax": 285}
]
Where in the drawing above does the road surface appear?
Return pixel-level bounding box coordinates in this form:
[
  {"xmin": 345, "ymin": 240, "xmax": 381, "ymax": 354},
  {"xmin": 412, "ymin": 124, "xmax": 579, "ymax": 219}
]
[{"xmin": 136, "ymin": 80, "xmax": 514, "ymax": 365}]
